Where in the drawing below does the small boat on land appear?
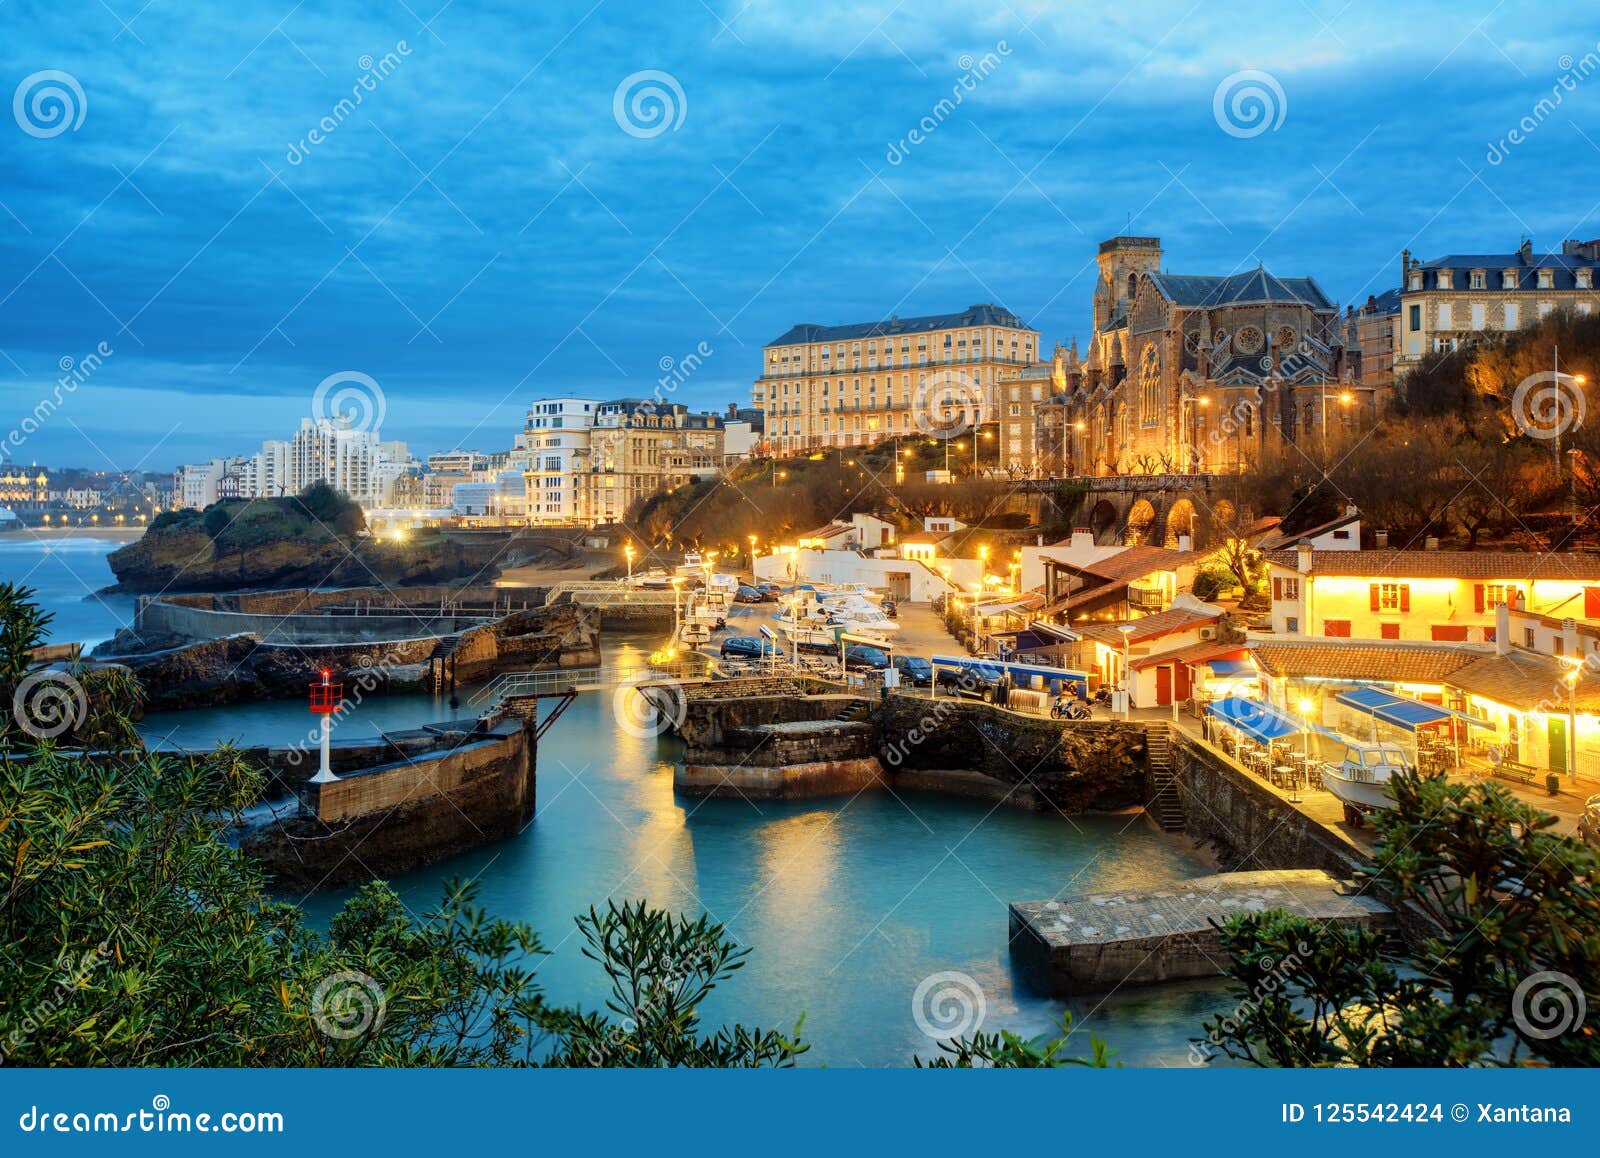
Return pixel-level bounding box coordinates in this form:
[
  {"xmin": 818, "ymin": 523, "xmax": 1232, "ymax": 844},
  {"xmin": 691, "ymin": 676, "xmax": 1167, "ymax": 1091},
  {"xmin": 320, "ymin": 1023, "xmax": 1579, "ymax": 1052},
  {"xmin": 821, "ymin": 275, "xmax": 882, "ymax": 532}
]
[{"xmin": 1323, "ymin": 739, "xmax": 1412, "ymax": 826}]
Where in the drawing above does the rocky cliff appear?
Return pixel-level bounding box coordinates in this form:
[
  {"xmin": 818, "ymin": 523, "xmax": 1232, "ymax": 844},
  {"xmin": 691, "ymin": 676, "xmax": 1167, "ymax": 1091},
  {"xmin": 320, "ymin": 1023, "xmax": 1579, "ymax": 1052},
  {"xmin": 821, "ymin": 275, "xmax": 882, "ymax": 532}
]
[{"xmin": 105, "ymin": 526, "xmax": 571, "ymax": 593}]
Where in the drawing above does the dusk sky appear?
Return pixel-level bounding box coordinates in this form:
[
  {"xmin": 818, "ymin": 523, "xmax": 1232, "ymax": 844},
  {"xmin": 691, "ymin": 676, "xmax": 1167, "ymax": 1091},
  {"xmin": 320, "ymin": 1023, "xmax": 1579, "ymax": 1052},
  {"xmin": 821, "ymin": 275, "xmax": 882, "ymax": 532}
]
[{"xmin": 2, "ymin": 0, "xmax": 1598, "ymax": 471}]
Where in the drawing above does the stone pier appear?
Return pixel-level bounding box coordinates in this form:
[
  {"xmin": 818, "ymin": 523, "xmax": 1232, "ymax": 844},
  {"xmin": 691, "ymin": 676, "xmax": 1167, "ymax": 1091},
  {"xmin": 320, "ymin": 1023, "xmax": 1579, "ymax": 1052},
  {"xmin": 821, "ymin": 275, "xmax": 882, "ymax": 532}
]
[{"xmin": 1009, "ymin": 867, "xmax": 1393, "ymax": 996}]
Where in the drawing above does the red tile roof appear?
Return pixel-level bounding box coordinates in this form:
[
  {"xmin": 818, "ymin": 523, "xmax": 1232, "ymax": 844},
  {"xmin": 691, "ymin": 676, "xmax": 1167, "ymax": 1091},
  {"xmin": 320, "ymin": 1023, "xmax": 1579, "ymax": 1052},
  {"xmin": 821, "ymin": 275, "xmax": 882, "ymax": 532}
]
[
  {"xmin": 1265, "ymin": 549, "xmax": 1600, "ymax": 581},
  {"xmin": 1447, "ymin": 650, "xmax": 1600, "ymax": 712},
  {"xmin": 1070, "ymin": 545, "xmax": 1195, "ymax": 583},
  {"xmin": 1078, "ymin": 606, "xmax": 1218, "ymax": 646},
  {"xmin": 1249, "ymin": 640, "xmax": 1485, "ymax": 682}
]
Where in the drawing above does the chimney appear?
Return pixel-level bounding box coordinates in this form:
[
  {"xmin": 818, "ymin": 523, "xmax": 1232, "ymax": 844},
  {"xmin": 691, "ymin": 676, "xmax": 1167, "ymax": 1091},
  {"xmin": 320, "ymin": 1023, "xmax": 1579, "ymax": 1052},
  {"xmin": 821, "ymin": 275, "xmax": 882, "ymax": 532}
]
[
  {"xmin": 1519, "ymin": 238, "xmax": 1534, "ymax": 264},
  {"xmin": 1400, "ymin": 248, "xmax": 1411, "ymax": 283},
  {"xmin": 1177, "ymin": 533, "xmax": 1192, "ymax": 553},
  {"xmin": 1296, "ymin": 543, "xmax": 1313, "ymax": 573},
  {"xmin": 1070, "ymin": 528, "xmax": 1094, "ymax": 552},
  {"xmin": 1344, "ymin": 503, "xmax": 1358, "ymax": 518},
  {"xmin": 1425, "ymin": 535, "xmax": 1440, "ymax": 550},
  {"xmin": 1566, "ymin": 617, "xmax": 1580, "ymax": 659},
  {"xmin": 1375, "ymin": 529, "xmax": 1389, "ymax": 548},
  {"xmin": 1495, "ymin": 600, "xmax": 1511, "ymax": 656}
]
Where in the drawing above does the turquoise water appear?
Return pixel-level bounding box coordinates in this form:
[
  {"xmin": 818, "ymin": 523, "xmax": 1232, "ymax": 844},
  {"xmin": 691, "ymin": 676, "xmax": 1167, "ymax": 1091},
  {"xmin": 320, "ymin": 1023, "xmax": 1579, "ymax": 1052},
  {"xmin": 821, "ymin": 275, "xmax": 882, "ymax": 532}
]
[
  {"xmin": 0, "ymin": 534, "xmax": 136, "ymax": 648},
  {"xmin": 6, "ymin": 538, "xmax": 1234, "ymax": 1066}
]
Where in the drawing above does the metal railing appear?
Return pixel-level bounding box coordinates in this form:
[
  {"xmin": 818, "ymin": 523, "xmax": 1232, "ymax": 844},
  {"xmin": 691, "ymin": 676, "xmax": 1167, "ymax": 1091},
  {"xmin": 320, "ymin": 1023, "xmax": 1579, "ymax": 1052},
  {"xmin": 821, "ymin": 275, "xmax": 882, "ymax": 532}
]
[{"xmin": 467, "ymin": 659, "xmax": 712, "ymax": 708}]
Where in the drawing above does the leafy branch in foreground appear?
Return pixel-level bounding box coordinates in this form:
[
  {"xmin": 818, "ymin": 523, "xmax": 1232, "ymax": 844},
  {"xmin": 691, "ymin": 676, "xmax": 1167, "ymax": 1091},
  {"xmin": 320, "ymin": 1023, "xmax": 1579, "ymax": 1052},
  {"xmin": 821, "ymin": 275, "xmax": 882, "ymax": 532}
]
[{"xmin": 919, "ymin": 1012, "xmax": 1116, "ymax": 1068}]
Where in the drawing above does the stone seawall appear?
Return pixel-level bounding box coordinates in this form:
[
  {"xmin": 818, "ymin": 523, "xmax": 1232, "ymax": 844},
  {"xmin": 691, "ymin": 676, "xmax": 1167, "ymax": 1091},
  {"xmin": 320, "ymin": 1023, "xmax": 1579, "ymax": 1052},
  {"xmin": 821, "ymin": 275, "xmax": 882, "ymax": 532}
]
[
  {"xmin": 242, "ymin": 720, "xmax": 534, "ymax": 891},
  {"xmin": 1169, "ymin": 732, "xmax": 1368, "ymax": 877},
  {"xmin": 678, "ymin": 693, "xmax": 1148, "ymax": 813}
]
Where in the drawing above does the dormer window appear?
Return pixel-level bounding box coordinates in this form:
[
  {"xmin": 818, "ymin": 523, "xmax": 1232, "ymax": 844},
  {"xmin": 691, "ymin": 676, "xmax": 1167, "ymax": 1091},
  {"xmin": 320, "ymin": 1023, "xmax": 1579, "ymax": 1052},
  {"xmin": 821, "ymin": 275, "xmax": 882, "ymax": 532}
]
[
  {"xmin": 1538, "ymin": 269, "xmax": 1554, "ymax": 288},
  {"xmin": 1409, "ymin": 273, "xmax": 1423, "ymax": 291},
  {"xmin": 1503, "ymin": 269, "xmax": 1519, "ymax": 289},
  {"xmin": 1579, "ymin": 270, "xmax": 1593, "ymax": 290},
  {"xmin": 1470, "ymin": 270, "xmax": 1486, "ymax": 289},
  {"xmin": 1436, "ymin": 269, "xmax": 1453, "ymax": 289}
]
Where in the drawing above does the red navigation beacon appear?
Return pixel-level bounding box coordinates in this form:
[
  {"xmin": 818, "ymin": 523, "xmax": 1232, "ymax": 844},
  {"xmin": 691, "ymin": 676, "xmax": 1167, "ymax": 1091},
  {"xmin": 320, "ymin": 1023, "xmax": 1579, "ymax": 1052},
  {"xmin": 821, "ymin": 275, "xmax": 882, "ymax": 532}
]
[
  {"xmin": 308, "ymin": 669, "xmax": 344, "ymax": 785},
  {"xmin": 309, "ymin": 668, "xmax": 344, "ymax": 714}
]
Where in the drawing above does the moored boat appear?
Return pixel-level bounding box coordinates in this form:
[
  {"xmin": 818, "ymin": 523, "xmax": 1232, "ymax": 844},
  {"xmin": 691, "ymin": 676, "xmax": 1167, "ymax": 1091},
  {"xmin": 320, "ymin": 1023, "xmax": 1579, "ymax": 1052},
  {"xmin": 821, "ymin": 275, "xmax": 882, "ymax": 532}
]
[{"xmin": 1322, "ymin": 739, "xmax": 1411, "ymax": 826}]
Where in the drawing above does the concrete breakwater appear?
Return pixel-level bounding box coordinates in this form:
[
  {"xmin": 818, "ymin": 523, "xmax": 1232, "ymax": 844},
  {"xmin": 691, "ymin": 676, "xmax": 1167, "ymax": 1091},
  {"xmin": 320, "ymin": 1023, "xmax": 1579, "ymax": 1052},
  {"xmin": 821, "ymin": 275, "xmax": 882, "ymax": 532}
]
[
  {"xmin": 677, "ymin": 691, "xmax": 1149, "ymax": 814},
  {"xmin": 92, "ymin": 602, "xmax": 601, "ymax": 711},
  {"xmin": 1010, "ymin": 868, "xmax": 1393, "ymax": 995},
  {"xmin": 242, "ymin": 718, "xmax": 534, "ymax": 891}
]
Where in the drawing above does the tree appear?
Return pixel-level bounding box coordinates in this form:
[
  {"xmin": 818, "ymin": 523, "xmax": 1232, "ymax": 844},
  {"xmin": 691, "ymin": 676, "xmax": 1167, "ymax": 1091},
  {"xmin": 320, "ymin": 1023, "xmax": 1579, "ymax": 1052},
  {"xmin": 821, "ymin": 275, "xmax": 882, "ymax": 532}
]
[
  {"xmin": 0, "ymin": 587, "xmax": 804, "ymax": 1067},
  {"xmin": 1201, "ymin": 773, "xmax": 1600, "ymax": 1067}
]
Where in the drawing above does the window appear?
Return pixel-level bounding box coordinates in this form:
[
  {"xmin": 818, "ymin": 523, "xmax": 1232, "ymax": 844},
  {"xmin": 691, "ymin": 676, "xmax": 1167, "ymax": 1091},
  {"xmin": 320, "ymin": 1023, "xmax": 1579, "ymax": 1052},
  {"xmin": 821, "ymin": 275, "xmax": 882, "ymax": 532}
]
[
  {"xmin": 1470, "ymin": 271, "xmax": 1486, "ymax": 289},
  {"xmin": 1505, "ymin": 303, "xmax": 1519, "ymax": 329},
  {"xmin": 1409, "ymin": 304, "xmax": 1422, "ymax": 332},
  {"xmin": 1324, "ymin": 620, "xmax": 1351, "ymax": 638},
  {"xmin": 1272, "ymin": 576, "xmax": 1300, "ymax": 600},
  {"xmin": 1370, "ymin": 582, "xmax": 1410, "ymax": 612},
  {"xmin": 1472, "ymin": 303, "xmax": 1485, "ymax": 329},
  {"xmin": 1285, "ymin": 617, "xmax": 1299, "ymax": 633},
  {"xmin": 1437, "ymin": 303, "xmax": 1453, "ymax": 328}
]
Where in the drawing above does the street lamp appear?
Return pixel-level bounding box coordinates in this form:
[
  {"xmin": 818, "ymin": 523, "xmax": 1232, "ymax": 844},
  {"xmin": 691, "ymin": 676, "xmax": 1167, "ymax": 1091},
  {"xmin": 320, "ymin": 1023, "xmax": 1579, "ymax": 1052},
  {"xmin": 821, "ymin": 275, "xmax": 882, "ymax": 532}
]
[
  {"xmin": 1117, "ymin": 623, "xmax": 1135, "ymax": 719},
  {"xmin": 1552, "ymin": 343, "xmax": 1587, "ymax": 480},
  {"xmin": 747, "ymin": 534, "xmax": 758, "ymax": 573},
  {"xmin": 624, "ymin": 543, "xmax": 635, "ymax": 581}
]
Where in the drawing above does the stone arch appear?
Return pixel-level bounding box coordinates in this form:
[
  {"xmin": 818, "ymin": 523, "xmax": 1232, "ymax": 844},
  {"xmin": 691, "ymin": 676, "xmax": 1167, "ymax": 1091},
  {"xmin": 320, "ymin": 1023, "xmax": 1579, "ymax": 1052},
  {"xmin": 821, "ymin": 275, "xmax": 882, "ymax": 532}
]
[
  {"xmin": 1088, "ymin": 499, "xmax": 1120, "ymax": 543},
  {"xmin": 1125, "ymin": 498, "xmax": 1157, "ymax": 546},
  {"xmin": 1164, "ymin": 497, "xmax": 1198, "ymax": 549}
]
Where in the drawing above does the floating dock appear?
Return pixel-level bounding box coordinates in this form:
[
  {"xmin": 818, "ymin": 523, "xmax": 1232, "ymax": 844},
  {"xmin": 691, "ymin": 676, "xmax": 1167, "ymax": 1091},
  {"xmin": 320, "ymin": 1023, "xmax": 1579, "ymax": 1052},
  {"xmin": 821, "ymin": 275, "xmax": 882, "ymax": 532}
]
[{"xmin": 1009, "ymin": 868, "xmax": 1392, "ymax": 995}]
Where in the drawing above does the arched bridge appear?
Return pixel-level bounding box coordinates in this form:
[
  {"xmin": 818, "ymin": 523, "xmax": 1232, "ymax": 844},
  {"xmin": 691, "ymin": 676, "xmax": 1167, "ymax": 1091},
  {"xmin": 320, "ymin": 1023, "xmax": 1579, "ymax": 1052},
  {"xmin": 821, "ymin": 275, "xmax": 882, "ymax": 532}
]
[{"xmin": 1018, "ymin": 474, "xmax": 1228, "ymax": 547}]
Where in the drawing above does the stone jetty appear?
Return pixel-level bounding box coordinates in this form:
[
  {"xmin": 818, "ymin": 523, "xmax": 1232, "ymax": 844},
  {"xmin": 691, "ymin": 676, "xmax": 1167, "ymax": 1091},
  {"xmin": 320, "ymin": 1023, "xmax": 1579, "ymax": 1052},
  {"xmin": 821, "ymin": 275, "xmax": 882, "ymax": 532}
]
[{"xmin": 1009, "ymin": 868, "xmax": 1393, "ymax": 995}]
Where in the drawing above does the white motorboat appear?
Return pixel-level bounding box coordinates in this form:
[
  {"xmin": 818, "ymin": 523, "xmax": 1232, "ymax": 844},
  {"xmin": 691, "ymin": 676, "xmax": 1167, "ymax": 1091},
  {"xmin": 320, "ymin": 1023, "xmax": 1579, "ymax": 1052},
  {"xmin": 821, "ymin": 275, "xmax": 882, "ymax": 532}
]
[{"xmin": 1322, "ymin": 740, "xmax": 1411, "ymax": 825}]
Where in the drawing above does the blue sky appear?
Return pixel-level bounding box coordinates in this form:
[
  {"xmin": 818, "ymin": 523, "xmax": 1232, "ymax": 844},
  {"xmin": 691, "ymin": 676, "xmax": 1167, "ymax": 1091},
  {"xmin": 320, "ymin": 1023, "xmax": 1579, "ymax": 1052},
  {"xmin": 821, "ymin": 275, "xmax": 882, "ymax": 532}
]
[{"xmin": 1, "ymin": 0, "xmax": 1598, "ymax": 471}]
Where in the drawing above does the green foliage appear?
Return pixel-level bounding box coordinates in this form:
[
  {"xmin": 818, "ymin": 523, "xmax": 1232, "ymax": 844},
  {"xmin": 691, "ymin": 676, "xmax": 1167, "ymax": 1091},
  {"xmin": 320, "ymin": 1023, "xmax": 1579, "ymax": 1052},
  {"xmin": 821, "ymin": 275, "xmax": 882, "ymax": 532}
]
[
  {"xmin": 147, "ymin": 509, "xmax": 200, "ymax": 533},
  {"xmin": 0, "ymin": 588, "xmax": 804, "ymax": 1067},
  {"xmin": 1202, "ymin": 773, "xmax": 1600, "ymax": 1067},
  {"xmin": 919, "ymin": 1012, "xmax": 1116, "ymax": 1068}
]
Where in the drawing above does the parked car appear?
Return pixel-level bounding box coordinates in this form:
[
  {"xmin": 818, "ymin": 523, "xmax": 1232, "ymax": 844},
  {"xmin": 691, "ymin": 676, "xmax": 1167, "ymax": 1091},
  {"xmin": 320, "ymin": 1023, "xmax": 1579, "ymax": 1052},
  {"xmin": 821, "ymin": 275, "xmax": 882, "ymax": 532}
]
[
  {"xmin": 720, "ymin": 635, "xmax": 780, "ymax": 660},
  {"xmin": 936, "ymin": 665, "xmax": 998, "ymax": 700},
  {"xmin": 843, "ymin": 644, "xmax": 890, "ymax": 671},
  {"xmin": 734, "ymin": 585, "xmax": 765, "ymax": 603},
  {"xmin": 891, "ymin": 654, "xmax": 933, "ymax": 686}
]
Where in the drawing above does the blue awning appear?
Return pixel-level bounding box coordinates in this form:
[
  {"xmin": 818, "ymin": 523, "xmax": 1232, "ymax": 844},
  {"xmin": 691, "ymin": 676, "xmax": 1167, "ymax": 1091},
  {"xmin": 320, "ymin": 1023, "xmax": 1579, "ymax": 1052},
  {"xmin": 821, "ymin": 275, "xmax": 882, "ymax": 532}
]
[
  {"xmin": 1205, "ymin": 696, "xmax": 1303, "ymax": 743},
  {"xmin": 1206, "ymin": 659, "xmax": 1254, "ymax": 677},
  {"xmin": 1335, "ymin": 687, "xmax": 1452, "ymax": 731},
  {"xmin": 931, "ymin": 654, "xmax": 1090, "ymax": 691}
]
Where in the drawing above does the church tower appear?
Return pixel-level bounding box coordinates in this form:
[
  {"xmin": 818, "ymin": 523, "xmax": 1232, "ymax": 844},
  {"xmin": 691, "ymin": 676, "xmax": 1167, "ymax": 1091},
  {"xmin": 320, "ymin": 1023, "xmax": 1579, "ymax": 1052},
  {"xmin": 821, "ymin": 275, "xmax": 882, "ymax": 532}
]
[{"xmin": 1092, "ymin": 236, "xmax": 1164, "ymax": 332}]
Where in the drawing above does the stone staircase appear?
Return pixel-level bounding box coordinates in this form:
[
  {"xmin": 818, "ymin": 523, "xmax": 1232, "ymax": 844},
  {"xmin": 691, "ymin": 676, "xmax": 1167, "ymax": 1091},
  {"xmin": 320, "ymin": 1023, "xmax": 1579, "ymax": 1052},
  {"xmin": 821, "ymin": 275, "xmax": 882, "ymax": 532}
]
[
  {"xmin": 834, "ymin": 699, "xmax": 872, "ymax": 723},
  {"xmin": 1145, "ymin": 724, "xmax": 1186, "ymax": 832}
]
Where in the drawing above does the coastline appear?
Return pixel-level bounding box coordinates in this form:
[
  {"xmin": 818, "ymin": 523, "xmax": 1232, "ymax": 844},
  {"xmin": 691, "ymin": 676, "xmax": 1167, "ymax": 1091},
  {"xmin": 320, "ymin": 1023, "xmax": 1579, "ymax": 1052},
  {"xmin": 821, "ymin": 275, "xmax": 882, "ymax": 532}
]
[{"xmin": 1, "ymin": 526, "xmax": 146, "ymax": 542}]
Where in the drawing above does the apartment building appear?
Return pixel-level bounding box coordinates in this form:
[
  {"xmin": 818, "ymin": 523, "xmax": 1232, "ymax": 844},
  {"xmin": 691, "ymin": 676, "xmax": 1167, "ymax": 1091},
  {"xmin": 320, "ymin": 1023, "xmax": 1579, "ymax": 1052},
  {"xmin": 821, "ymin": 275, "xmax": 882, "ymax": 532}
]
[
  {"xmin": 1394, "ymin": 237, "xmax": 1600, "ymax": 376},
  {"xmin": 755, "ymin": 304, "xmax": 1039, "ymax": 456},
  {"xmin": 174, "ymin": 417, "xmax": 409, "ymax": 509},
  {"xmin": 1265, "ymin": 546, "xmax": 1600, "ymax": 642}
]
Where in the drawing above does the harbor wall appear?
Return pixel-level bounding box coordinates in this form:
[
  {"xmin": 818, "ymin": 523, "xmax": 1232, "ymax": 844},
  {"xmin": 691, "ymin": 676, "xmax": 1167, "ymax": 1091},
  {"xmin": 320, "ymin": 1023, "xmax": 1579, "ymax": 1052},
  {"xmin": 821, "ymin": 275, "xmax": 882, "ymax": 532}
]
[
  {"xmin": 242, "ymin": 721, "xmax": 533, "ymax": 891},
  {"xmin": 1169, "ymin": 732, "xmax": 1368, "ymax": 876}
]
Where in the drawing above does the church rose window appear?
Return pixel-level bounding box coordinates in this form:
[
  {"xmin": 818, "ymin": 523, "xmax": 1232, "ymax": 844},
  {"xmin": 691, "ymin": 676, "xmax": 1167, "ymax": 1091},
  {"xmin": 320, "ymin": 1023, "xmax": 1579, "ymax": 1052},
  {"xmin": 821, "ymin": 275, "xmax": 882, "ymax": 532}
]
[{"xmin": 1235, "ymin": 326, "xmax": 1263, "ymax": 354}]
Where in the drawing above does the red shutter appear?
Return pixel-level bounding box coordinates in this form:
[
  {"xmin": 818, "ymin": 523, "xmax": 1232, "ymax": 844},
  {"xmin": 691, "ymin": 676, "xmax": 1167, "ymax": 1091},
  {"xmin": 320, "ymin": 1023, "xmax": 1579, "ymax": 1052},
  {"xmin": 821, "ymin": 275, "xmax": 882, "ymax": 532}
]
[
  {"xmin": 1273, "ymin": 577, "xmax": 1282, "ymax": 601},
  {"xmin": 1400, "ymin": 584, "xmax": 1411, "ymax": 612},
  {"xmin": 1369, "ymin": 584, "xmax": 1380, "ymax": 612},
  {"xmin": 1586, "ymin": 587, "xmax": 1600, "ymax": 619},
  {"xmin": 1473, "ymin": 584, "xmax": 1485, "ymax": 614}
]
